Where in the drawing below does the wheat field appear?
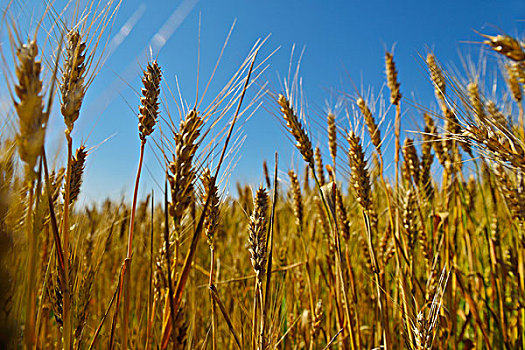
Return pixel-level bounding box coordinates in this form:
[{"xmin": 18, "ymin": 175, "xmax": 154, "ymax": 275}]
[{"xmin": 1, "ymin": 1, "xmax": 525, "ymax": 349}]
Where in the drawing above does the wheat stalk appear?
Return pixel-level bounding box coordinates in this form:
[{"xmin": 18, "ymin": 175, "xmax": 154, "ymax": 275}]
[
  {"xmin": 12, "ymin": 38, "xmax": 48, "ymax": 348},
  {"xmin": 116, "ymin": 60, "xmax": 162, "ymax": 350}
]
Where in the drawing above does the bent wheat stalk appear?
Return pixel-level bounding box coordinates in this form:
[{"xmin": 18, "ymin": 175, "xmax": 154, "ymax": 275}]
[{"xmin": 113, "ymin": 60, "xmax": 161, "ymax": 350}]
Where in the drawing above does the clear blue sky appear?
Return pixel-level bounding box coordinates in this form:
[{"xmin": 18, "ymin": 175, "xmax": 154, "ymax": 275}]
[{"xmin": 2, "ymin": 0, "xmax": 524, "ymax": 204}]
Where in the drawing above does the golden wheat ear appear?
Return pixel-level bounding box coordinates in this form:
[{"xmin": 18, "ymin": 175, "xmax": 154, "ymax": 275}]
[
  {"xmin": 402, "ymin": 138, "xmax": 421, "ymax": 186},
  {"xmin": 385, "ymin": 51, "xmax": 401, "ymax": 106},
  {"xmin": 248, "ymin": 186, "xmax": 269, "ymax": 277},
  {"xmin": 13, "ymin": 40, "xmax": 47, "ymax": 180},
  {"xmin": 426, "ymin": 53, "xmax": 446, "ymax": 103},
  {"xmin": 347, "ymin": 131, "xmax": 371, "ymax": 211},
  {"xmin": 167, "ymin": 109, "xmax": 204, "ymax": 222},
  {"xmin": 201, "ymin": 167, "xmax": 220, "ymax": 249},
  {"xmin": 278, "ymin": 94, "xmax": 314, "ymax": 168},
  {"xmin": 327, "ymin": 112, "xmax": 337, "ymax": 169},
  {"xmin": 315, "ymin": 146, "xmax": 325, "ymax": 186},
  {"xmin": 480, "ymin": 33, "xmax": 525, "ymax": 62},
  {"xmin": 61, "ymin": 30, "xmax": 87, "ymax": 132},
  {"xmin": 138, "ymin": 61, "xmax": 162, "ymax": 141},
  {"xmin": 288, "ymin": 169, "xmax": 303, "ymax": 232},
  {"xmin": 66, "ymin": 145, "xmax": 87, "ymax": 205},
  {"xmin": 505, "ymin": 63, "xmax": 522, "ymax": 104},
  {"xmin": 357, "ymin": 97, "xmax": 382, "ymax": 153}
]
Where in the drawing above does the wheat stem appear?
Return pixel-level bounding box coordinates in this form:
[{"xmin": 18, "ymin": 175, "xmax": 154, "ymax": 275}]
[
  {"xmin": 121, "ymin": 138, "xmax": 146, "ymax": 348},
  {"xmin": 23, "ymin": 181, "xmax": 36, "ymax": 349},
  {"xmin": 62, "ymin": 132, "xmax": 73, "ymax": 350}
]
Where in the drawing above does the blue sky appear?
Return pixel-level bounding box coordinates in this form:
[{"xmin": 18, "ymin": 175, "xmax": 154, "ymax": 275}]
[{"xmin": 2, "ymin": 0, "xmax": 524, "ymax": 203}]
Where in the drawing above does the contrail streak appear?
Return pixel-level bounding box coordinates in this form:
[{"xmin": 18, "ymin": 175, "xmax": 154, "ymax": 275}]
[{"xmin": 85, "ymin": 0, "xmax": 199, "ymax": 119}]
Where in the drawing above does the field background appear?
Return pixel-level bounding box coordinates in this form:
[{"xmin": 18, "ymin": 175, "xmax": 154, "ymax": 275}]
[{"xmin": 1, "ymin": 0, "xmax": 525, "ymax": 349}]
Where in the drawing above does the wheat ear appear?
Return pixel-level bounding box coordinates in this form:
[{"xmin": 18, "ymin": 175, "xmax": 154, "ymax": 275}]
[
  {"xmin": 61, "ymin": 30, "xmax": 86, "ymax": 132},
  {"xmin": 357, "ymin": 97, "xmax": 382, "ymax": 153},
  {"xmin": 65, "ymin": 146, "xmax": 87, "ymax": 205},
  {"xmin": 278, "ymin": 94, "xmax": 314, "ymax": 167}
]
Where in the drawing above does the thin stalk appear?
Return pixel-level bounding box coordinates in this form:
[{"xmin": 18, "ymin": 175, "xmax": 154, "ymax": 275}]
[
  {"xmin": 24, "ymin": 180, "xmax": 36, "ymax": 349},
  {"xmin": 209, "ymin": 284, "xmax": 242, "ymax": 350},
  {"xmin": 26, "ymin": 36, "xmax": 63, "ymax": 349},
  {"xmin": 455, "ymin": 270, "xmax": 492, "ymax": 348},
  {"xmin": 394, "ymin": 103, "xmax": 401, "ymax": 190},
  {"xmin": 345, "ymin": 248, "xmax": 362, "ymax": 349},
  {"xmin": 62, "ymin": 132, "xmax": 73, "ymax": 350},
  {"xmin": 145, "ymin": 299, "xmax": 157, "ymax": 350},
  {"xmin": 33, "ymin": 243, "xmax": 55, "ymax": 350},
  {"xmin": 362, "ymin": 210, "xmax": 391, "ymax": 349},
  {"xmin": 394, "ymin": 104, "xmax": 401, "ymax": 254},
  {"xmin": 488, "ymin": 230, "xmax": 508, "ymax": 345},
  {"xmin": 90, "ymin": 272, "xmax": 120, "ymax": 350},
  {"xmin": 163, "ymin": 173, "xmax": 177, "ymax": 343},
  {"xmin": 41, "ymin": 149, "xmax": 66, "ymax": 282},
  {"xmin": 394, "ymin": 102, "xmax": 402, "ymax": 348},
  {"xmin": 122, "ymin": 138, "xmax": 146, "ymax": 348},
  {"xmin": 298, "ymin": 231, "xmax": 316, "ymax": 345},
  {"xmin": 27, "ymin": 162, "xmax": 44, "ymax": 350},
  {"xmin": 252, "ymin": 277, "xmax": 259, "ymax": 350},
  {"xmin": 109, "ymin": 261, "xmax": 125, "ymax": 349},
  {"xmin": 311, "ymin": 172, "xmax": 355, "ymax": 350},
  {"xmin": 146, "ymin": 189, "xmax": 154, "ymax": 349},
  {"xmin": 519, "ymin": 102, "xmax": 524, "ymax": 139},
  {"xmin": 322, "ymin": 328, "xmax": 344, "ymax": 350},
  {"xmin": 517, "ymin": 225, "xmax": 525, "ymax": 347},
  {"xmin": 377, "ymin": 149, "xmax": 408, "ymax": 348},
  {"xmin": 261, "ymin": 153, "xmax": 278, "ymax": 350},
  {"xmin": 209, "ymin": 247, "xmax": 217, "ymax": 350}
]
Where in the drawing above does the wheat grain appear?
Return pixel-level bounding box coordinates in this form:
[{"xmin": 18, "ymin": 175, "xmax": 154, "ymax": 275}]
[
  {"xmin": 288, "ymin": 170, "xmax": 303, "ymax": 232},
  {"xmin": 467, "ymin": 82, "xmax": 485, "ymax": 123},
  {"xmin": 138, "ymin": 61, "xmax": 162, "ymax": 140},
  {"xmin": 327, "ymin": 113, "xmax": 337, "ymax": 169},
  {"xmin": 357, "ymin": 97, "xmax": 381, "ymax": 153},
  {"xmin": 168, "ymin": 110, "xmax": 203, "ymax": 221},
  {"xmin": 248, "ymin": 186, "xmax": 269, "ymax": 276},
  {"xmin": 482, "ymin": 33, "xmax": 525, "ymax": 62},
  {"xmin": 403, "ymin": 138, "xmax": 421, "ymax": 186},
  {"xmin": 426, "ymin": 54, "xmax": 446, "ymax": 103},
  {"xmin": 315, "ymin": 146, "xmax": 325, "ymax": 186},
  {"xmin": 66, "ymin": 146, "xmax": 87, "ymax": 205},
  {"xmin": 14, "ymin": 40, "xmax": 47, "ymax": 178},
  {"xmin": 61, "ymin": 31, "xmax": 87, "ymax": 132},
  {"xmin": 201, "ymin": 168, "xmax": 220, "ymax": 249},
  {"xmin": 385, "ymin": 51, "xmax": 401, "ymax": 105},
  {"xmin": 347, "ymin": 131, "xmax": 371, "ymax": 211},
  {"xmin": 506, "ymin": 63, "xmax": 523, "ymax": 103},
  {"xmin": 278, "ymin": 94, "xmax": 314, "ymax": 167}
]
